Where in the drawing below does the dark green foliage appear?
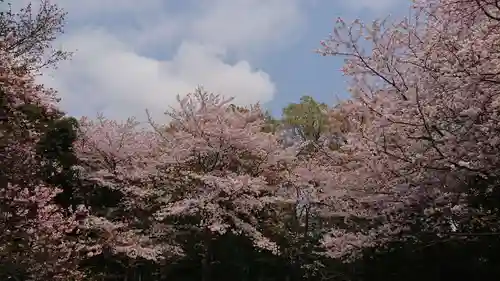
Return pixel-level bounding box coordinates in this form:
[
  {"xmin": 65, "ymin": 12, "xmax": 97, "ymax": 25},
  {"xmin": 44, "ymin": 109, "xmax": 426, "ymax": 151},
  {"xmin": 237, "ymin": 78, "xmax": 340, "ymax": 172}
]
[
  {"xmin": 345, "ymin": 233, "xmax": 500, "ymax": 281},
  {"xmin": 84, "ymin": 232, "xmax": 333, "ymax": 281},
  {"xmin": 36, "ymin": 115, "xmax": 81, "ymax": 207}
]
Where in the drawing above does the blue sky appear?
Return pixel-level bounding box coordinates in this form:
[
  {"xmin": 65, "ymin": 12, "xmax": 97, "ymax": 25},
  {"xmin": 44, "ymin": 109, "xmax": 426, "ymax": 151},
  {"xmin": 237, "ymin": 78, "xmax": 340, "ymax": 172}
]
[{"xmin": 34, "ymin": 0, "xmax": 410, "ymax": 121}]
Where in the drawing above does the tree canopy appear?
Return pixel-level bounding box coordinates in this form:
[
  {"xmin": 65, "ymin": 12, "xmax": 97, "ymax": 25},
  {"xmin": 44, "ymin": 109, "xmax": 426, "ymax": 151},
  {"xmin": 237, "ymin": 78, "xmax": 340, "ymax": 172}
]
[{"xmin": 2, "ymin": 0, "xmax": 500, "ymax": 280}]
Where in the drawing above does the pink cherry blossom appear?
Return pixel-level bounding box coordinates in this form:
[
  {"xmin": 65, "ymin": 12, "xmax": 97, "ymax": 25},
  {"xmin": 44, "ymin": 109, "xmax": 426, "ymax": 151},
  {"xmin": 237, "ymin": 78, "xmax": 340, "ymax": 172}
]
[
  {"xmin": 316, "ymin": 0, "xmax": 500, "ymax": 259},
  {"xmin": 0, "ymin": 35, "xmax": 90, "ymax": 280}
]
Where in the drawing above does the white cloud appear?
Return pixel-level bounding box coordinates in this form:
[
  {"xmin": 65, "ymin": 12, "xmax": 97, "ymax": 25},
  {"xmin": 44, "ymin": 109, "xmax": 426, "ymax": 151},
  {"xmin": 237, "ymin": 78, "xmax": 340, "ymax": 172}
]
[
  {"xmin": 339, "ymin": 0, "xmax": 406, "ymax": 12},
  {"xmin": 37, "ymin": 0, "xmax": 306, "ymax": 120},
  {"xmin": 41, "ymin": 30, "xmax": 275, "ymax": 121},
  {"xmin": 189, "ymin": 0, "xmax": 304, "ymax": 53}
]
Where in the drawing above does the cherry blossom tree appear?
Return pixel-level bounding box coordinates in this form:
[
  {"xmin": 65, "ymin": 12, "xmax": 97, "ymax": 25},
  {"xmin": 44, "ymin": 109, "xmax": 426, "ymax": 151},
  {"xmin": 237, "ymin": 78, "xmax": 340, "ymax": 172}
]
[
  {"xmin": 148, "ymin": 89, "xmax": 300, "ymax": 254},
  {"xmin": 70, "ymin": 0, "xmax": 500, "ymax": 267},
  {"xmin": 74, "ymin": 89, "xmax": 304, "ymax": 269},
  {"xmin": 0, "ymin": 33, "xmax": 87, "ymax": 281},
  {"xmin": 0, "ymin": 0, "xmax": 70, "ymax": 71},
  {"xmin": 315, "ymin": 0, "xmax": 500, "ymax": 260},
  {"xmin": 74, "ymin": 115, "xmax": 178, "ymax": 261}
]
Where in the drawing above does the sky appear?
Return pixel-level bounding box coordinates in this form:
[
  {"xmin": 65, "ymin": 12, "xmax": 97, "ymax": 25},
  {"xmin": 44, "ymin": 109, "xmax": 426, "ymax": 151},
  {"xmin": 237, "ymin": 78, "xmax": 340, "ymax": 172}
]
[{"xmin": 31, "ymin": 0, "xmax": 410, "ymax": 121}]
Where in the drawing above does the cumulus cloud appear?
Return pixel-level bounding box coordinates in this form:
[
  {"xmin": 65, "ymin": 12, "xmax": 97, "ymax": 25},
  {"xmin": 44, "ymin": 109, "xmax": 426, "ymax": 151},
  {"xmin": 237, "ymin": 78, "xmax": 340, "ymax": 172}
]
[
  {"xmin": 38, "ymin": 0, "xmax": 306, "ymax": 120},
  {"xmin": 41, "ymin": 30, "xmax": 275, "ymax": 121}
]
